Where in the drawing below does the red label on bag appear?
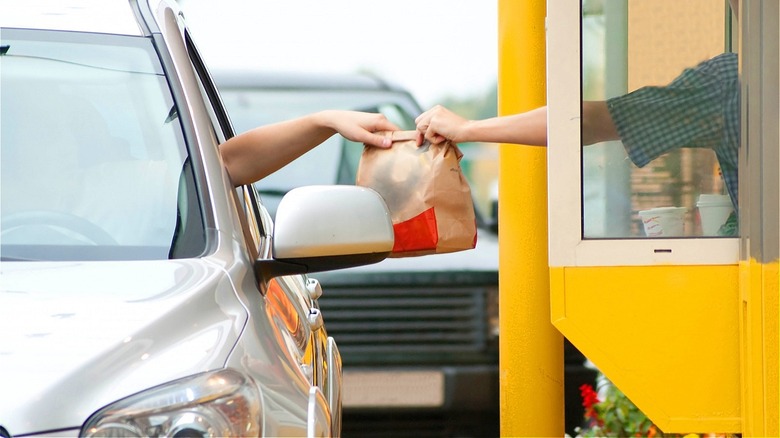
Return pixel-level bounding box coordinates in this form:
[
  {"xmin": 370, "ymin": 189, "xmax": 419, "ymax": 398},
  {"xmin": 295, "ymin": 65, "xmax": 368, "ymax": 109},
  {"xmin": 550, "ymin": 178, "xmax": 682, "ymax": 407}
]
[{"xmin": 392, "ymin": 207, "xmax": 438, "ymax": 253}]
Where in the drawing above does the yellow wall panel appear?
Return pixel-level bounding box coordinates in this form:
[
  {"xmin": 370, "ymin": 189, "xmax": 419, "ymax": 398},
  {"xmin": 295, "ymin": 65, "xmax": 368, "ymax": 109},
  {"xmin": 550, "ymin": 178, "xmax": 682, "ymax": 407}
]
[{"xmin": 551, "ymin": 265, "xmax": 741, "ymax": 433}]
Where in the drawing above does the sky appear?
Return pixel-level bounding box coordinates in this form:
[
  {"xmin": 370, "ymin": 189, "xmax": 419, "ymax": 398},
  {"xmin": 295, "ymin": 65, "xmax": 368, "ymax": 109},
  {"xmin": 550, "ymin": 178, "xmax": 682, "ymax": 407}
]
[{"xmin": 177, "ymin": 0, "xmax": 498, "ymax": 108}]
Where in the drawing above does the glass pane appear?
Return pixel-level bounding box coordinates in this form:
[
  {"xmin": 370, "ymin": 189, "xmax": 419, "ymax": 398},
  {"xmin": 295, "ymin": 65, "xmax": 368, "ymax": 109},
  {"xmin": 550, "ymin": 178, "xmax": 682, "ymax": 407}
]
[
  {"xmin": 581, "ymin": 0, "xmax": 739, "ymax": 239},
  {"xmin": 0, "ymin": 30, "xmax": 189, "ymax": 260}
]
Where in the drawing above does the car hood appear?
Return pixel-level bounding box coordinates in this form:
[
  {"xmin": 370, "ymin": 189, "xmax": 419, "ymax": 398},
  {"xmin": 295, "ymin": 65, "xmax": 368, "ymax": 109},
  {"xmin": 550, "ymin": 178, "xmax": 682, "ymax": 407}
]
[{"xmin": 0, "ymin": 259, "xmax": 246, "ymax": 435}]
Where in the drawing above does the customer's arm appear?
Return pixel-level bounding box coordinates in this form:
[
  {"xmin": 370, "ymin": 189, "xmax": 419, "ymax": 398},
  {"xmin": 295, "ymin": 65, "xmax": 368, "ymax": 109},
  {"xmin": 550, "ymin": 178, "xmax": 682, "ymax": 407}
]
[{"xmin": 221, "ymin": 110, "xmax": 398, "ymax": 186}]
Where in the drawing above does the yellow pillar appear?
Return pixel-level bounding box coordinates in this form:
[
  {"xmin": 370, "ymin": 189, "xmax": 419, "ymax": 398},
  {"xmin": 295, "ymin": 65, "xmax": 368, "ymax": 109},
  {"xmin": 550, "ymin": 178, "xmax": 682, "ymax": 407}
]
[
  {"xmin": 740, "ymin": 259, "xmax": 780, "ymax": 437},
  {"xmin": 498, "ymin": 0, "xmax": 563, "ymax": 436}
]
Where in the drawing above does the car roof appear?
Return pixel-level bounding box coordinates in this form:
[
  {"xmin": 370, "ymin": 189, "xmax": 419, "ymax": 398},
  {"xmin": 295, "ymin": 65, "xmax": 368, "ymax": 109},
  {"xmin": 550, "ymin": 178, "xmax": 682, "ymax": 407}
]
[
  {"xmin": 211, "ymin": 69, "xmax": 413, "ymax": 95},
  {"xmin": 0, "ymin": 0, "xmax": 145, "ymax": 36}
]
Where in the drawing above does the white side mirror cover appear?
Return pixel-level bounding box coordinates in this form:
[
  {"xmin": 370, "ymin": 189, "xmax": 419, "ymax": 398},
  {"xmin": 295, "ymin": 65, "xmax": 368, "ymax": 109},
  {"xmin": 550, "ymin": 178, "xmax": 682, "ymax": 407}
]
[{"xmin": 273, "ymin": 185, "xmax": 394, "ymax": 259}]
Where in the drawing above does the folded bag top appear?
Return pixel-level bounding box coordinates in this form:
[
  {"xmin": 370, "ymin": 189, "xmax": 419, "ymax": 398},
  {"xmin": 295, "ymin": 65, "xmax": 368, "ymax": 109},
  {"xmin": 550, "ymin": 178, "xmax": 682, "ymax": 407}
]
[{"xmin": 356, "ymin": 130, "xmax": 477, "ymax": 258}]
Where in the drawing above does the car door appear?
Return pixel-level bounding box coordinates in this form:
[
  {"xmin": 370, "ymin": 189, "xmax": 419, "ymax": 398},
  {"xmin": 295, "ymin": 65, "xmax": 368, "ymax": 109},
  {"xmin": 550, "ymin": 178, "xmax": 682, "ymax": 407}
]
[{"xmin": 178, "ymin": 16, "xmax": 338, "ymax": 437}]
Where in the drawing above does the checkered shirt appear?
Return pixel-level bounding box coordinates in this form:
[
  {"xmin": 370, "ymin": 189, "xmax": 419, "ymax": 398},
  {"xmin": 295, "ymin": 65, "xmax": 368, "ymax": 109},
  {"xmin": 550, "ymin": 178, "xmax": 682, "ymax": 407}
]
[{"xmin": 606, "ymin": 52, "xmax": 740, "ymax": 207}]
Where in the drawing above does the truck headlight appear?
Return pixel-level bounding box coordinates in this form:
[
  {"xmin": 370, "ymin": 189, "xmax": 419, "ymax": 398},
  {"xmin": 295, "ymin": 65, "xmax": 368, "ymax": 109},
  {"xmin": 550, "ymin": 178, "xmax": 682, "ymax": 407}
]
[{"xmin": 82, "ymin": 369, "xmax": 261, "ymax": 438}]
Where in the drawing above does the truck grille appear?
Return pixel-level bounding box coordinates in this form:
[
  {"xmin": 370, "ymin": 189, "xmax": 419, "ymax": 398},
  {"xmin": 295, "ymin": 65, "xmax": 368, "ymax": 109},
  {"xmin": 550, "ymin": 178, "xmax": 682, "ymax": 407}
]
[{"xmin": 318, "ymin": 285, "xmax": 489, "ymax": 356}]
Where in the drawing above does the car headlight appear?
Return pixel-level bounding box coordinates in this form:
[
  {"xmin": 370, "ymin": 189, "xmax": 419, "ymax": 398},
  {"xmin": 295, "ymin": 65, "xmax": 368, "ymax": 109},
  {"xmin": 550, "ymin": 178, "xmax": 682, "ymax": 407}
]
[{"xmin": 81, "ymin": 369, "xmax": 261, "ymax": 438}]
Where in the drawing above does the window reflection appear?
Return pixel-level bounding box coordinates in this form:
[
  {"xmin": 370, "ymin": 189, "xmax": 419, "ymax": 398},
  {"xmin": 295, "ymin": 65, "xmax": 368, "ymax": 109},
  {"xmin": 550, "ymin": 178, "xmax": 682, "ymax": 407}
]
[{"xmin": 581, "ymin": 0, "xmax": 738, "ymax": 239}]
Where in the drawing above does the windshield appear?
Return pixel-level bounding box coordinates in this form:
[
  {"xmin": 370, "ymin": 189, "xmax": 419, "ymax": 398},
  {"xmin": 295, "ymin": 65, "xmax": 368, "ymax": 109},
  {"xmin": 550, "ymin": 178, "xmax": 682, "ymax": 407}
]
[{"xmin": 0, "ymin": 29, "xmax": 197, "ymax": 261}]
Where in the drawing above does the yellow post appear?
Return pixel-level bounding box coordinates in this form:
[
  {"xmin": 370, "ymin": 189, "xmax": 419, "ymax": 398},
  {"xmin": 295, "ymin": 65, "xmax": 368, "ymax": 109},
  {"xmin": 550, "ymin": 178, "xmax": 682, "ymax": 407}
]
[
  {"xmin": 740, "ymin": 259, "xmax": 780, "ymax": 436},
  {"xmin": 498, "ymin": 0, "xmax": 563, "ymax": 436}
]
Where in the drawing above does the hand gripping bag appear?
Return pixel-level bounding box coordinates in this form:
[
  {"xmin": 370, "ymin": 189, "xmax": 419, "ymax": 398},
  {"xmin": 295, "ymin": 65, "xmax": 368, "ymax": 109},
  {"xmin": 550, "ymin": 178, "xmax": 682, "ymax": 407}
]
[{"xmin": 356, "ymin": 130, "xmax": 477, "ymax": 257}]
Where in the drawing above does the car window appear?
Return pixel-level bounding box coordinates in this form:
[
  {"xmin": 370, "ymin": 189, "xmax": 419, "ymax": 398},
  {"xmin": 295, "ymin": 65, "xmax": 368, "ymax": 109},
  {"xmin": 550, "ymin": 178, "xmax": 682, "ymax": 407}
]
[{"xmin": 0, "ymin": 29, "xmax": 195, "ymax": 261}]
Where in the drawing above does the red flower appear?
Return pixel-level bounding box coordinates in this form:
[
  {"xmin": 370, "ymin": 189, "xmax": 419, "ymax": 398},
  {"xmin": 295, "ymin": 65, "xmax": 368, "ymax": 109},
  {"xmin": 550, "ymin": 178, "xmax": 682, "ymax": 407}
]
[{"xmin": 579, "ymin": 383, "xmax": 601, "ymax": 422}]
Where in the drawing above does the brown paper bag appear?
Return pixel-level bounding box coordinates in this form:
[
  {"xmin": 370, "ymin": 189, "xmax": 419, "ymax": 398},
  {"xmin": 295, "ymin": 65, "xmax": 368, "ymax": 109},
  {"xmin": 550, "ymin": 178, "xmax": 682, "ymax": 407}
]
[{"xmin": 356, "ymin": 130, "xmax": 477, "ymax": 257}]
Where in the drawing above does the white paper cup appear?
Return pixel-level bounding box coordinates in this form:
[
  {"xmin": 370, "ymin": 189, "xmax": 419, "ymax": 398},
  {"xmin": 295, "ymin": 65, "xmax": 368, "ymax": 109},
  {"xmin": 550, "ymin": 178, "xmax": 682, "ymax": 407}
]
[
  {"xmin": 638, "ymin": 207, "xmax": 687, "ymax": 237},
  {"xmin": 696, "ymin": 194, "xmax": 734, "ymax": 236}
]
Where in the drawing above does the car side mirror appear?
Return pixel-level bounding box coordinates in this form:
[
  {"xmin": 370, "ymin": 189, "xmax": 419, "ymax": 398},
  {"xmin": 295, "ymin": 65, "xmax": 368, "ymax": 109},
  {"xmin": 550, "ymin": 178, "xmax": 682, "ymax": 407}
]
[{"xmin": 255, "ymin": 185, "xmax": 394, "ymax": 280}]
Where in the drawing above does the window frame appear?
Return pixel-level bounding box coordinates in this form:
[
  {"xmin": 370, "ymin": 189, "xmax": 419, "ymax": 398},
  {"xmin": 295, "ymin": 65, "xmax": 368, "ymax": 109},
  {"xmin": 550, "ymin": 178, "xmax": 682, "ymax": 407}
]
[
  {"xmin": 183, "ymin": 28, "xmax": 270, "ymax": 261},
  {"xmin": 546, "ymin": 0, "xmax": 740, "ymax": 267}
]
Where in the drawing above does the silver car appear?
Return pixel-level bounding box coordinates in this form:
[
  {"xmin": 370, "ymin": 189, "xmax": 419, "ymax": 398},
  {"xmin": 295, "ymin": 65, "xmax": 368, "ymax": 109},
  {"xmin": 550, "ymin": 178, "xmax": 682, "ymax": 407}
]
[
  {"xmin": 0, "ymin": 1, "xmax": 394, "ymax": 437},
  {"xmin": 213, "ymin": 70, "xmax": 502, "ymax": 437}
]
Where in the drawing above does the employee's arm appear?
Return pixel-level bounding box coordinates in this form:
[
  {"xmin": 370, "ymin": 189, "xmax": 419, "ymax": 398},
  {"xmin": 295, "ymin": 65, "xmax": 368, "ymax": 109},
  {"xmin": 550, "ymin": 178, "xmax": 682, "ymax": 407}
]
[{"xmin": 415, "ymin": 101, "xmax": 618, "ymax": 147}]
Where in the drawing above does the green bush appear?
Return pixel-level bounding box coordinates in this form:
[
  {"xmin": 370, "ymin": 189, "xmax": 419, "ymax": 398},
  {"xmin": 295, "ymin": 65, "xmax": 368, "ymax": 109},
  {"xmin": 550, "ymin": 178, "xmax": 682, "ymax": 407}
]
[{"xmin": 574, "ymin": 375, "xmax": 736, "ymax": 438}]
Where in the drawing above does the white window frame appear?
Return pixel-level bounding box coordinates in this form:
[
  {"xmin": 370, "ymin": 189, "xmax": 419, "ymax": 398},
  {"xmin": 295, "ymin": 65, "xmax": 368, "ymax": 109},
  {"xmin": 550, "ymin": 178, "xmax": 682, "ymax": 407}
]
[{"xmin": 546, "ymin": 0, "xmax": 740, "ymax": 267}]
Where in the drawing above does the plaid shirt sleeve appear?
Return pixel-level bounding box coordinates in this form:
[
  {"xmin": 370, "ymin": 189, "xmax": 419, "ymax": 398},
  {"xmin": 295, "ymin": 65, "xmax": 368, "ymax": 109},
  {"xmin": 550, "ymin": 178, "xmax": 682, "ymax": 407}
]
[{"xmin": 606, "ymin": 53, "xmax": 740, "ymax": 206}]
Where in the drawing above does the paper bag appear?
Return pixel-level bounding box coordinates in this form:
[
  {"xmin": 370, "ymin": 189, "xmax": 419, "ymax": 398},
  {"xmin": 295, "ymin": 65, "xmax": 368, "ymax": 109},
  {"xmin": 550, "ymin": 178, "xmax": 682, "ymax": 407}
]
[{"xmin": 356, "ymin": 130, "xmax": 477, "ymax": 257}]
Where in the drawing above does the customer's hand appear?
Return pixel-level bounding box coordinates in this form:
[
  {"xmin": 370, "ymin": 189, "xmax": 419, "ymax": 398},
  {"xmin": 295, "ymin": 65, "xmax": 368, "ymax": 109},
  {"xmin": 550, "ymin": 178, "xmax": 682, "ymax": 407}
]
[{"xmin": 323, "ymin": 110, "xmax": 398, "ymax": 148}]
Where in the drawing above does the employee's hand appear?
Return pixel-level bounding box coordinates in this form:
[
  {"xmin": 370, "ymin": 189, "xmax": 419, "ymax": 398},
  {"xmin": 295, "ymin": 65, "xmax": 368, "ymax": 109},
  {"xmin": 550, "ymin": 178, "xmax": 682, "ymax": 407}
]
[{"xmin": 415, "ymin": 105, "xmax": 470, "ymax": 146}]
